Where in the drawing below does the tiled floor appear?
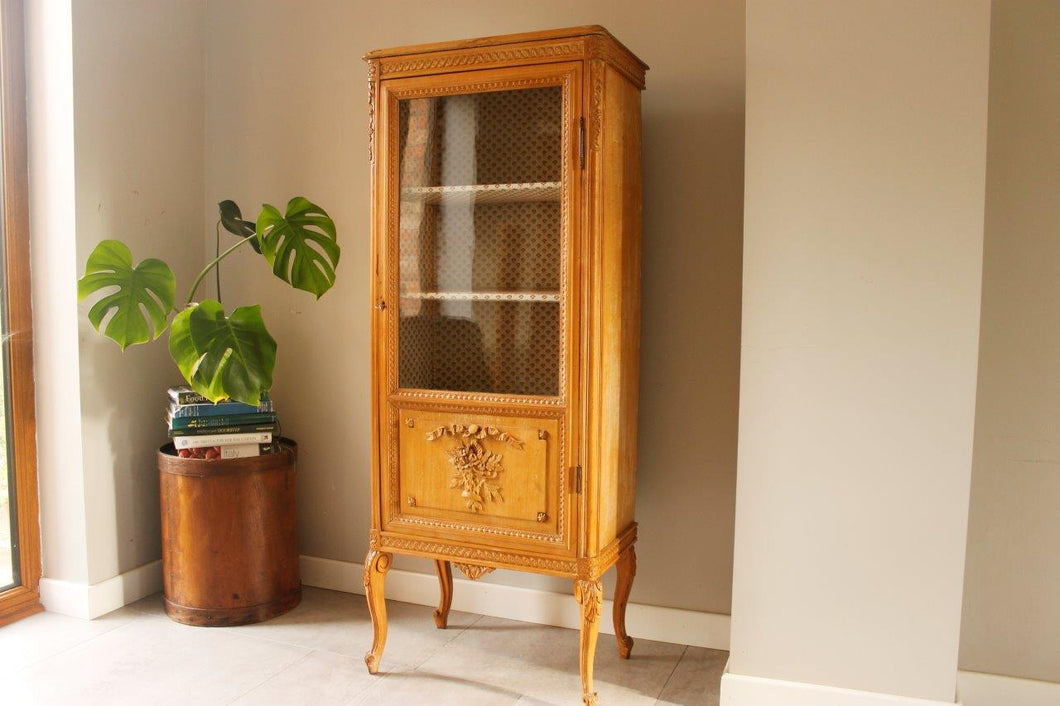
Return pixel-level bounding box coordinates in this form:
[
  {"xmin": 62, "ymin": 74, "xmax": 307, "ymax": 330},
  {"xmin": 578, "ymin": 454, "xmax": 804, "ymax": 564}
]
[{"xmin": 0, "ymin": 587, "xmax": 725, "ymax": 705}]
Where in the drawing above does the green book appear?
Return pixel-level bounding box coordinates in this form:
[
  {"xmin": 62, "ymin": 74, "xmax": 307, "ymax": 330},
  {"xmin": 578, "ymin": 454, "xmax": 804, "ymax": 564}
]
[
  {"xmin": 167, "ymin": 412, "xmax": 277, "ymax": 431},
  {"xmin": 168, "ymin": 422, "xmax": 277, "ymax": 438}
]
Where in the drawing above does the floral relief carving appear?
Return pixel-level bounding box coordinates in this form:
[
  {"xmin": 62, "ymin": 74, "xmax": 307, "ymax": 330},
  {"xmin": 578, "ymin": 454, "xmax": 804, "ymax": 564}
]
[
  {"xmin": 575, "ymin": 579, "xmax": 603, "ymax": 622},
  {"xmin": 454, "ymin": 562, "xmax": 495, "ymax": 580},
  {"xmin": 426, "ymin": 423, "xmax": 523, "ymax": 512}
]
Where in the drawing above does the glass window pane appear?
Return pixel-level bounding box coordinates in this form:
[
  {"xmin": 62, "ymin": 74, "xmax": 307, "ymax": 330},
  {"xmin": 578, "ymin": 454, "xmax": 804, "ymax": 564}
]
[{"xmin": 397, "ymin": 86, "xmax": 563, "ymax": 397}]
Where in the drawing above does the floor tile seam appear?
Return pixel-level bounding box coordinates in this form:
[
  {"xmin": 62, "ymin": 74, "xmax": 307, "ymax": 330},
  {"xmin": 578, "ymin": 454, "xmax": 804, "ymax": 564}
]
[
  {"xmin": 212, "ymin": 627, "xmax": 375, "ymax": 662},
  {"xmin": 222, "ymin": 649, "xmax": 320, "ymax": 705},
  {"xmin": 653, "ymin": 643, "xmax": 690, "ymax": 702},
  {"xmin": 212, "ymin": 626, "xmax": 433, "ymax": 673},
  {"xmin": 22, "ymin": 615, "xmax": 139, "ymax": 668},
  {"xmin": 407, "ymin": 611, "xmax": 487, "ymax": 670}
]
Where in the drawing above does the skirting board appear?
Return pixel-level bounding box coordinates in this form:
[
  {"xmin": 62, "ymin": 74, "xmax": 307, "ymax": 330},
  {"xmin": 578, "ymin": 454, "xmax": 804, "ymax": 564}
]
[
  {"xmin": 299, "ymin": 554, "xmax": 731, "ymax": 650},
  {"xmin": 39, "ymin": 559, "xmax": 162, "ymax": 620},
  {"xmin": 720, "ymin": 670, "xmax": 957, "ymax": 706},
  {"xmin": 957, "ymin": 670, "xmax": 1060, "ymax": 706}
]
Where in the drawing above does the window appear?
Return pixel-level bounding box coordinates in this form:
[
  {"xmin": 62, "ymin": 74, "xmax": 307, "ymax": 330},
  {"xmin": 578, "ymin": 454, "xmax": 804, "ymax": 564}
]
[{"xmin": 0, "ymin": 0, "xmax": 41, "ymax": 626}]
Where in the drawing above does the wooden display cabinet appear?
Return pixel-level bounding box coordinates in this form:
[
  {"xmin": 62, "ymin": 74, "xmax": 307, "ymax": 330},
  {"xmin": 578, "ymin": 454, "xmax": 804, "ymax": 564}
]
[{"xmin": 364, "ymin": 26, "xmax": 647, "ymax": 705}]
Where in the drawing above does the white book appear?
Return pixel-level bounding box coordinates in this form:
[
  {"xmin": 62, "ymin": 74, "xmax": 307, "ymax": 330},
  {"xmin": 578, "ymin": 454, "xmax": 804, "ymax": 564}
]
[
  {"xmin": 220, "ymin": 443, "xmax": 263, "ymax": 459},
  {"xmin": 174, "ymin": 432, "xmax": 273, "ymax": 450}
]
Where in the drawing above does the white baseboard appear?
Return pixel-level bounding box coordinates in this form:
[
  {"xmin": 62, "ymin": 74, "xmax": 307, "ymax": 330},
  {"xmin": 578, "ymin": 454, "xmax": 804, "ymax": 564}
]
[
  {"xmin": 299, "ymin": 554, "xmax": 731, "ymax": 650},
  {"xmin": 957, "ymin": 670, "xmax": 1060, "ymax": 706},
  {"xmin": 720, "ymin": 670, "xmax": 957, "ymax": 706},
  {"xmin": 40, "ymin": 559, "xmax": 162, "ymax": 620}
]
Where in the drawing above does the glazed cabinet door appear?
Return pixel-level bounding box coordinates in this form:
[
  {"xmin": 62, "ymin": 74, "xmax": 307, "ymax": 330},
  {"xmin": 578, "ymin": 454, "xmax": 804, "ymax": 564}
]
[{"xmin": 373, "ymin": 63, "xmax": 581, "ymax": 555}]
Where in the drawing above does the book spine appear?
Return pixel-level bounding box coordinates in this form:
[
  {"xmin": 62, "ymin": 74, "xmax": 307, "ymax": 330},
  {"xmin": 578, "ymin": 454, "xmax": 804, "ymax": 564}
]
[
  {"xmin": 173, "ymin": 432, "xmax": 273, "ymax": 449},
  {"xmin": 168, "ymin": 387, "xmax": 271, "ymax": 406},
  {"xmin": 169, "ymin": 401, "xmax": 274, "ymax": 418},
  {"xmin": 169, "ymin": 413, "xmax": 277, "ymax": 430},
  {"xmin": 169, "ymin": 390, "xmax": 212, "ymax": 405},
  {"xmin": 220, "ymin": 443, "xmax": 263, "ymax": 459},
  {"xmin": 169, "ymin": 423, "xmax": 276, "ymax": 438}
]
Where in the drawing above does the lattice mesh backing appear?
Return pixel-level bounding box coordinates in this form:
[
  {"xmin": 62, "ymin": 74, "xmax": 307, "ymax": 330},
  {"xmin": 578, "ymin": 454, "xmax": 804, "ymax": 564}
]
[{"xmin": 397, "ymin": 86, "xmax": 563, "ymax": 397}]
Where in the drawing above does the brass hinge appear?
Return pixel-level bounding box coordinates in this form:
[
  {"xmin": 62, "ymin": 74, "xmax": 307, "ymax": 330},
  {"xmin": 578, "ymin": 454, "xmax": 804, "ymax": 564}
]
[
  {"xmin": 574, "ymin": 465, "xmax": 583, "ymax": 494},
  {"xmin": 578, "ymin": 117, "xmax": 586, "ymax": 169}
]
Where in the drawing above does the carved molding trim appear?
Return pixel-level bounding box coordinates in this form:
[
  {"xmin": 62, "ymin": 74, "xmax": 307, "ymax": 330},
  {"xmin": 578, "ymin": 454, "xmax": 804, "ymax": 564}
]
[
  {"xmin": 454, "ymin": 562, "xmax": 495, "ymax": 580},
  {"xmin": 371, "ymin": 523, "xmax": 639, "ymax": 579},
  {"xmin": 427, "ymin": 424, "xmax": 523, "ymax": 512},
  {"xmin": 590, "ymin": 63, "xmax": 604, "ymax": 155},
  {"xmin": 576, "ymin": 523, "xmax": 638, "ymax": 579},
  {"xmin": 367, "ymin": 60, "xmax": 378, "ymax": 164},
  {"xmin": 584, "ymin": 35, "xmax": 647, "ymax": 89},
  {"xmin": 377, "ymin": 533, "xmax": 578, "ymax": 575},
  {"xmin": 378, "ymin": 41, "xmax": 586, "ymax": 77}
]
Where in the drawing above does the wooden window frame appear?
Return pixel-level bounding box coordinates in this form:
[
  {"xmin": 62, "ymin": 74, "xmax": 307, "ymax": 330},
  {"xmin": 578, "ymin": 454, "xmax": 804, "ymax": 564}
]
[{"xmin": 0, "ymin": 0, "xmax": 42, "ymax": 626}]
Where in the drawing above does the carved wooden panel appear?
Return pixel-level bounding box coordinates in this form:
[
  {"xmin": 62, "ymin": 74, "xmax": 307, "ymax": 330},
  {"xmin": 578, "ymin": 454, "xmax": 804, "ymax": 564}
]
[{"xmin": 391, "ymin": 408, "xmax": 562, "ymax": 542}]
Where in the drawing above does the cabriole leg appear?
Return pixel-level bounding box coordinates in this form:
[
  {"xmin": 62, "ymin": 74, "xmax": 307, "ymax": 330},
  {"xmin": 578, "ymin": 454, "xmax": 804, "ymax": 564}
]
[
  {"xmin": 433, "ymin": 559, "xmax": 453, "ymax": 628},
  {"xmin": 575, "ymin": 578, "xmax": 603, "ymax": 705},
  {"xmin": 613, "ymin": 545, "xmax": 636, "ymax": 658},
  {"xmin": 363, "ymin": 549, "xmax": 392, "ymax": 674}
]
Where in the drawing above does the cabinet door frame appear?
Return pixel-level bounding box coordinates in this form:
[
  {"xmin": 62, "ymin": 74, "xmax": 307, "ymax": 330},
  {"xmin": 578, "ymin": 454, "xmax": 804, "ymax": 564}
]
[{"xmin": 370, "ymin": 62, "xmax": 584, "ymax": 555}]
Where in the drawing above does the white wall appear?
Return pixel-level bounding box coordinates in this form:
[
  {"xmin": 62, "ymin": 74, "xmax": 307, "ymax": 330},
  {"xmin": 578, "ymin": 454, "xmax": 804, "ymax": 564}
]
[
  {"xmin": 959, "ymin": 0, "xmax": 1060, "ymax": 685},
  {"xmin": 204, "ymin": 0, "xmax": 744, "ymax": 614},
  {"xmin": 728, "ymin": 1, "xmax": 990, "ymax": 703},
  {"xmin": 30, "ymin": 0, "xmax": 205, "ymax": 590},
  {"xmin": 28, "ymin": 0, "xmax": 87, "ymax": 586}
]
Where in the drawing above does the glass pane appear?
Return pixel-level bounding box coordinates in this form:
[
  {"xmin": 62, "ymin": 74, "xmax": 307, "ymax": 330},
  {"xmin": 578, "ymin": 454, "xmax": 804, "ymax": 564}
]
[
  {"xmin": 0, "ymin": 90, "xmax": 14, "ymax": 591},
  {"xmin": 397, "ymin": 86, "xmax": 563, "ymax": 396},
  {"xmin": 0, "ymin": 338, "xmax": 12, "ymax": 590}
]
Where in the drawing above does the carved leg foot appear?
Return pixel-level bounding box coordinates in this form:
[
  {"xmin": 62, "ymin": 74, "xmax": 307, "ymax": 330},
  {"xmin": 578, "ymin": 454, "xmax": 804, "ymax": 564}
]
[
  {"xmin": 433, "ymin": 559, "xmax": 453, "ymax": 629},
  {"xmin": 613, "ymin": 545, "xmax": 636, "ymax": 659},
  {"xmin": 575, "ymin": 579, "xmax": 603, "ymax": 705},
  {"xmin": 363, "ymin": 550, "xmax": 392, "ymax": 674}
]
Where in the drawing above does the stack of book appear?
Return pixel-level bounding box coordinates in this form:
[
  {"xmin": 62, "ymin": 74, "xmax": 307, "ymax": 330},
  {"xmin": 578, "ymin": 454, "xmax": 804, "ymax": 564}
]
[{"xmin": 167, "ymin": 386, "xmax": 278, "ymax": 460}]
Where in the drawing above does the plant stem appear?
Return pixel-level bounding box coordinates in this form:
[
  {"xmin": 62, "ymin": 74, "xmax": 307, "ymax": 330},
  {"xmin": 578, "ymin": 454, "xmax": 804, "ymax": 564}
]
[
  {"xmin": 214, "ymin": 220, "xmax": 222, "ymax": 303},
  {"xmin": 185, "ymin": 232, "xmax": 257, "ymax": 306}
]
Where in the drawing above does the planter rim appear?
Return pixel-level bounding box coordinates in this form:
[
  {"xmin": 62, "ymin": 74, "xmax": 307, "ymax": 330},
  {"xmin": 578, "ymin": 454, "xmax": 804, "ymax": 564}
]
[{"xmin": 158, "ymin": 437, "xmax": 297, "ymax": 477}]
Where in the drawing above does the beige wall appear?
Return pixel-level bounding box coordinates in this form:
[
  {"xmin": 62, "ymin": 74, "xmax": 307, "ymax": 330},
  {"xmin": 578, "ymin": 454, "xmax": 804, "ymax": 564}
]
[
  {"xmin": 729, "ymin": 0, "xmax": 990, "ymax": 702},
  {"xmin": 959, "ymin": 0, "xmax": 1060, "ymax": 685},
  {"xmin": 203, "ymin": 0, "xmax": 744, "ymax": 613},
  {"xmin": 31, "ymin": 0, "xmax": 205, "ymax": 585}
]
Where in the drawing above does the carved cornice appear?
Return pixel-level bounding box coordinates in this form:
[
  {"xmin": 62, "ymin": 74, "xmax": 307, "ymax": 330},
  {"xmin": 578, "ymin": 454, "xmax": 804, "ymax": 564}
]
[
  {"xmin": 378, "ymin": 41, "xmax": 586, "ymax": 78},
  {"xmin": 584, "ymin": 35, "xmax": 647, "ymax": 89},
  {"xmin": 372, "ymin": 35, "xmax": 647, "ymax": 90}
]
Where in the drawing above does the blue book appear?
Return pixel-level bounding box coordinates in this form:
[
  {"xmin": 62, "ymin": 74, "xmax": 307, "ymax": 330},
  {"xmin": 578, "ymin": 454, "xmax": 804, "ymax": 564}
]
[{"xmin": 168, "ymin": 399, "xmax": 274, "ymax": 418}]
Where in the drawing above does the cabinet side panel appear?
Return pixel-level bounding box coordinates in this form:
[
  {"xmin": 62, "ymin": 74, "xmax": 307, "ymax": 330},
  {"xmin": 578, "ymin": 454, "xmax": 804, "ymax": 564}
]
[{"xmin": 592, "ymin": 66, "xmax": 643, "ymax": 552}]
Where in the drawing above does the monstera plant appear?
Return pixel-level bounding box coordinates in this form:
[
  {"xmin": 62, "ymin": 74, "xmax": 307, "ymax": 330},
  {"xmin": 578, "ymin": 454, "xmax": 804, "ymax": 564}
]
[{"xmin": 77, "ymin": 197, "xmax": 339, "ymax": 406}]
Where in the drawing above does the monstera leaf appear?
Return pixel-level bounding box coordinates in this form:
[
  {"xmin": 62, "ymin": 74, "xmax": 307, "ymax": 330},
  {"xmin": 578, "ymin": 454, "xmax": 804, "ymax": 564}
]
[
  {"xmin": 168, "ymin": 300, "xmax": 276, "ymax": 405},
  {"xmin": 256, "ymin": 197, "xmax": 340, "ymax": 298},
  {"xmin": 77, "ymin": 240, "xmax": 176, "ymax": 350},
  {"xmin": 218, "ymin": 200, "xmax": 261, "ymax": 253}
]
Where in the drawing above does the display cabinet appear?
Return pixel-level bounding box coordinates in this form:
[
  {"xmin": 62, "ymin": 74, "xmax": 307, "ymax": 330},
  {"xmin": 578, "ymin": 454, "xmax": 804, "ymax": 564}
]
[{"xmin": 364, "ymin": 26, "xmax": 647, "ymax": 704}]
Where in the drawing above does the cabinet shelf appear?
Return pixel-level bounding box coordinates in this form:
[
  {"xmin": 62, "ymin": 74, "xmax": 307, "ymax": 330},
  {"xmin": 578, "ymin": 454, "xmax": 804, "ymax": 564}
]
[
  {"xmin": 401, "ymin": 182, "xmax": 561, "ymax": 204},
  {"xmin": 401, "ymin": 290, "xmax": 560, "ymax": 302}
]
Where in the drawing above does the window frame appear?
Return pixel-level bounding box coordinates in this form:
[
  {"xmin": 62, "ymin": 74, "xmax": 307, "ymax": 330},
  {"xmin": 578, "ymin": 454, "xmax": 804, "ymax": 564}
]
[{"xmin": 0, "ymin": 0, "xmax": 42, "ymax": 626}]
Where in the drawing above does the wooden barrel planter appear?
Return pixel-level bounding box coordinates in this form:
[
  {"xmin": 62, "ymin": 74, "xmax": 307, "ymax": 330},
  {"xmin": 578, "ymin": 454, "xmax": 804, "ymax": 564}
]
[{"xmin": 158, "ymin": 439, "xmax": 301, "ymax": 626}]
